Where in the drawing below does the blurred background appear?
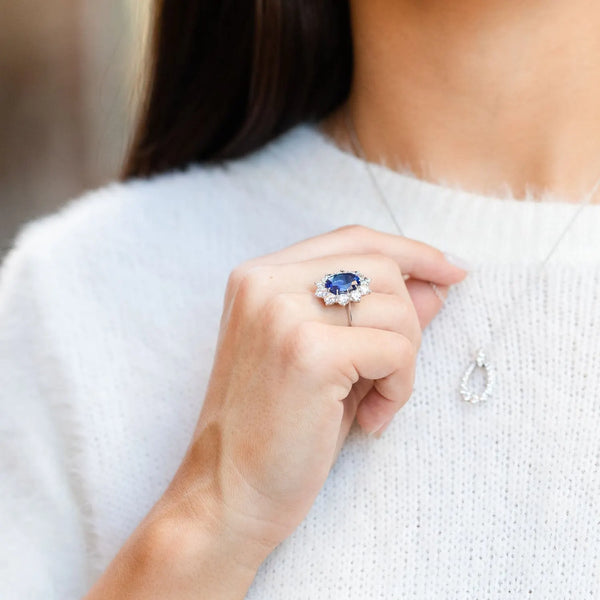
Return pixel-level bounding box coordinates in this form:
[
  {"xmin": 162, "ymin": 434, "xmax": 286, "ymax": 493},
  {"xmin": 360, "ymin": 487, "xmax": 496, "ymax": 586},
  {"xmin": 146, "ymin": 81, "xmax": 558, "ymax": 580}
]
[{"xmin": 0, "ymin": 1, "xmax": 149, "ymax": 255}]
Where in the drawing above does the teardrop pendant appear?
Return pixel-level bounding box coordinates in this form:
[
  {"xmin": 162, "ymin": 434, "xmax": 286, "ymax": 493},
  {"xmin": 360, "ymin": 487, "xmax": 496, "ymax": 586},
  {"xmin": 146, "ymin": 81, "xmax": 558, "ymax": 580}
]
[{"xmin": 459, "ymin": 347, "xmax": 496, "ymax": 404}]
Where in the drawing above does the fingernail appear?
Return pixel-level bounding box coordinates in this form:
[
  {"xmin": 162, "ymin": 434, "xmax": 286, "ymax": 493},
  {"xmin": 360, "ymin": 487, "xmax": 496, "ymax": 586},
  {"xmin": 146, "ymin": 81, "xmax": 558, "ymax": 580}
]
[
  {"xmin": 374, "ymin": 419, "xmax": 392, "ymax": 439},
  {"xmin": 368, "ymin": 416, "xmax": 393, "ymax": 439},
  {"xmin": 442, "ymin": 251, "xmax": 474, "ymax": 271}
]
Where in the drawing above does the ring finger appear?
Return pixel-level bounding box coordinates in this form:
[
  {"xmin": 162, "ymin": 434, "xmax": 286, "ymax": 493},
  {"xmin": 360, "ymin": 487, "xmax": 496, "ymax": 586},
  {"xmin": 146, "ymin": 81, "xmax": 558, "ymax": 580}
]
[{"xmin": 272, "ymin": 291, "xmax": 422, "ymax": 353}]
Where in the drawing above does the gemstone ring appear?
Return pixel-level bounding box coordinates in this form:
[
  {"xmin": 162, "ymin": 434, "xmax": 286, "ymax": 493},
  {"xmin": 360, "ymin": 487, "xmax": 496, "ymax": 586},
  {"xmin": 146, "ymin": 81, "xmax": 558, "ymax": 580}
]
[{"xmin": 314, "ymin": 269, "xmax": 372, "ymax": 326}]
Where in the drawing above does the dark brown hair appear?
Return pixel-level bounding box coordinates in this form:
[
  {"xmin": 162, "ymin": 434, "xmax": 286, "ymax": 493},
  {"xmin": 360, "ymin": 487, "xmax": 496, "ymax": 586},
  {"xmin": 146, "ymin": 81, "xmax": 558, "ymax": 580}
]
[{"xmin": 122, "ymin": 1, "xmax": 352, "ymax": 180}]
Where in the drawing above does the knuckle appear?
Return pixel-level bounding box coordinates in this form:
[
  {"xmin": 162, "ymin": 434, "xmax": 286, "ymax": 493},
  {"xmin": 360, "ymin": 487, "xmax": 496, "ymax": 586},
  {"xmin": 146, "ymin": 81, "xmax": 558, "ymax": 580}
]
[
  {"xmin": 382, "ymin": 254, "xmax": 404, "ymax": 278},
  {"xmin": 426, "ymin": 242, "xmax": 446, "ymax": 262},
  {"xmin": 232, "ymin": 266, "xmax": 269, "ymax": 311},
  {"xmin": 391, "ymin": 332, "xmax": 416, "ymax": 367},
  {"xmin": 391, "ymin": 294, "xmax": 410, "ymax": 320},
  {"xmin": 334, "ymin": 223, "xmax": 371, "ymax": 238},
  {"xmin": 415, "ymin": 240, "xmax": 450, "ymax": 269},
  {"xmin": 281, "ymin": 320, "xmax": 322, "ymax": 368},
  {"xmin": 363, "ymin": 250, "xmax": 385, "ymax": 262},
  {"xmin": 398, "ymin": 297, "xmax": 423, "ymax": 349},
  {"xmin": 263, "ymin": 292, "xmax": 297, "ymax": 330},
  {"xmin": 393, "ymin": 298, "xmax": 412, "ymax": 332},
  {"xmin": 388, "ymin": 296, "xmax": 422, "ymax": 350},
  {"xmin": 226, "ymin": 264, "xmax": 248, "ymax": 296},
  {"xmin": 365, "ymin": 252, "xmax": 403, "ymax": 278}
]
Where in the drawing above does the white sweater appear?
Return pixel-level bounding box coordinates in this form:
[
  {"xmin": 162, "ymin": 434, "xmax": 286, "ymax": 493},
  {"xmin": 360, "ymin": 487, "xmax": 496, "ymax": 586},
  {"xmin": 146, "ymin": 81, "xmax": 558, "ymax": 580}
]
[{"xmin": 1, "ymin": 121, "xmax": 600, "ymax": 599}]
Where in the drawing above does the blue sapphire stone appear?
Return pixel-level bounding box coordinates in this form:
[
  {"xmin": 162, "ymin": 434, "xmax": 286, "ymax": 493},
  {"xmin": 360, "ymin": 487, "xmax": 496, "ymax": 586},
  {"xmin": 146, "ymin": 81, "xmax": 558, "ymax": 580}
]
[{"xmin": 325, "ymin": 272, "xmax": 360, "ymax": 295}]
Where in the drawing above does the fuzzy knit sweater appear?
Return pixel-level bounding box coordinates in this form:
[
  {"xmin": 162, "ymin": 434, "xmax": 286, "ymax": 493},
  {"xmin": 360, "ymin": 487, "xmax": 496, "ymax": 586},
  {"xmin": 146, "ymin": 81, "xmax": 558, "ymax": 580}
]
[{"xmin": 1, "ymin": 121, "xmax": 600, "ymax": 599}]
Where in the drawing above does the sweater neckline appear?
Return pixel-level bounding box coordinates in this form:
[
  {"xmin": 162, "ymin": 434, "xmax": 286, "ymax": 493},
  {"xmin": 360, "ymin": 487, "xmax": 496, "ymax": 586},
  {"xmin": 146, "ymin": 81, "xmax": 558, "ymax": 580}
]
[
  {"xmin": 304, "ymin": 119, "xmax": 600, "ymax": 207},
  {"xmin": 260, "ymin": 120, "xmax": 600, "ymax": 266}
]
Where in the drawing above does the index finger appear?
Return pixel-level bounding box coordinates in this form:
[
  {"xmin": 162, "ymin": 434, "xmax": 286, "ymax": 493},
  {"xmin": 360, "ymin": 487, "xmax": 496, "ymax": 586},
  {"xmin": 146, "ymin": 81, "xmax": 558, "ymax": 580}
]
[{"xmin": 245, "ymin": 224, "xmax": 467, "ymax": 286}]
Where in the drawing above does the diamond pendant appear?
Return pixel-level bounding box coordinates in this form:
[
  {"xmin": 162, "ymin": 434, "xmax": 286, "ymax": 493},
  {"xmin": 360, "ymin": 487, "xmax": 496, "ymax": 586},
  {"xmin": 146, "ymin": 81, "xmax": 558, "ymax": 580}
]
[{"xmin": 459, "ymin": 347, "xmax": 496, "ymax": 404}]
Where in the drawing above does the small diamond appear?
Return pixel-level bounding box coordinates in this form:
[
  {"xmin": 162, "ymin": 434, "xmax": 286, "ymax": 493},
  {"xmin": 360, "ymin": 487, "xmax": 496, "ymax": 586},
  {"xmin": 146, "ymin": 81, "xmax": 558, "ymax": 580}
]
[
  {"xmin": 337, "ymin": 294, "xmax": 350, "ymax": 305},
  {"xmin": 324, "ymin": 293, "xmax": 337, "ymax": 305}
]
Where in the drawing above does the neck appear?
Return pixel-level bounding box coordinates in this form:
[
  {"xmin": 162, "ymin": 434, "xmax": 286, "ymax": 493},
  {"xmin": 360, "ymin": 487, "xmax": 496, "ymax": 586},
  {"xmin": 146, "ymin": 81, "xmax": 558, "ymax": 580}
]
[{"xmin": 320, "ymin": 0, "xmax": 600, "ymax": 201}]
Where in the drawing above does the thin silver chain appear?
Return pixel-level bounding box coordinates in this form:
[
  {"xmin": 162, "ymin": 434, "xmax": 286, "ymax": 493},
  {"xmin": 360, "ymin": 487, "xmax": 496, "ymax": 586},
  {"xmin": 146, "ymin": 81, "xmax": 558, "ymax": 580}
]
[{"xmin": 343, "ymin": 103, "xmax": 600, "ymax": 399}]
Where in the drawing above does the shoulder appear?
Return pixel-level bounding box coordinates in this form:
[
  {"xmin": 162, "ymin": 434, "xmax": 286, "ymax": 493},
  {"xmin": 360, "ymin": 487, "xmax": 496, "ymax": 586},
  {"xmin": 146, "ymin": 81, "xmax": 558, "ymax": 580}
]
[
  {"xmin": 3, "ymin": 162, "xmax": 231, "ymax": 272},
  {"xmin": 1, "ymin": 121, "xmax": 324, "ymax": 285},
  {"xmin": 0, "ymin": 121, "xmax": 332, "ymax": 337},
  {"xmin": 0, "ymin": 162, "xmax": 250, "ymax": 300},
  {"xmin": 0, "ymin": 168, "xmax": 216, "ymax": 329}
]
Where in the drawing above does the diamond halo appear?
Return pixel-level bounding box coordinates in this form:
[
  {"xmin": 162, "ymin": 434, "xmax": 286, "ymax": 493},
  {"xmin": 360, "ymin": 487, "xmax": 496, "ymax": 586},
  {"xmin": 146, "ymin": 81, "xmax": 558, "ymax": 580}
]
[{"xmin": 314, "ymin": 269, "xmax": 372, "ymax": 306}]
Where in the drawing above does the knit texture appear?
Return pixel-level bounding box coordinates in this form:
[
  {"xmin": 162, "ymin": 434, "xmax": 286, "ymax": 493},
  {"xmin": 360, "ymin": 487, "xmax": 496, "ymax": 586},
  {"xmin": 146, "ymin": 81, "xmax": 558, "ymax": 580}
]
[{"xmin": 1, "ymin": 121, "xmax": 600, "ymax": 598}]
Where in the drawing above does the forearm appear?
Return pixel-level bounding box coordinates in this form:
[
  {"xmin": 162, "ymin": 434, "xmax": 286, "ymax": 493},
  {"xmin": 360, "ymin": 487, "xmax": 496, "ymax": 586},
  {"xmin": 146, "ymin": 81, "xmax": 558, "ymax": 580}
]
[{"xmin": 84, "ymin": 496, "xmax": 270, "ymax": 599}]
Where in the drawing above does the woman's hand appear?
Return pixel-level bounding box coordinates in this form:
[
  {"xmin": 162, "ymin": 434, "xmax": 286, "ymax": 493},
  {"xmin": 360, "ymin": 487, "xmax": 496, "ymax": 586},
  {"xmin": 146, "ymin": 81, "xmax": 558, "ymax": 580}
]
[
  {"xmin": 85, "ymin": 225, "xmax": 468, "ymax": 599},
  {"xmin": 163, "ymin": 225, "xmax": 468, "ymax": 554}
]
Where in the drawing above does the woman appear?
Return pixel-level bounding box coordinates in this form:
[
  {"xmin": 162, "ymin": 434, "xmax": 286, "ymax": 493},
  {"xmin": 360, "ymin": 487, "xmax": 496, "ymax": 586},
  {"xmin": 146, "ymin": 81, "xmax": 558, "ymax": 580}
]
[{"xmin": 2, "ymin": 1, "xmax": 599, "ymax": 598}]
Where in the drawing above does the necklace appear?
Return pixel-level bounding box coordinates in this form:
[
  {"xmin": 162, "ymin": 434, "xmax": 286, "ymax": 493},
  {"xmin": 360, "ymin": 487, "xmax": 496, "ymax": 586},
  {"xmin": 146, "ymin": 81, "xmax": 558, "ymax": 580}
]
[{"xmin": 342, "ymin": 104, "xmax": 600, "ymax": 404}]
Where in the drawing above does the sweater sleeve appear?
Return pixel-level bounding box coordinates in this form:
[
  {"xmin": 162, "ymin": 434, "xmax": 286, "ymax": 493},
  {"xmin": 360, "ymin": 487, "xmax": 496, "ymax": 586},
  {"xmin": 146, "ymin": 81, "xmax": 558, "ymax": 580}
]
[{"xmin": 0, "ymin": 225, "xmax": 91, "ymax": 599}]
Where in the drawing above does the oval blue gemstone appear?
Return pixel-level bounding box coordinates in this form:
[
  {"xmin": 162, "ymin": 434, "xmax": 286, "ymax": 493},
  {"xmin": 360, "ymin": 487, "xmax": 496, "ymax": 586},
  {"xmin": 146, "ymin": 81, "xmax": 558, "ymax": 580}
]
[{"xmin": 325, "ymin": 272, "xmax": 360, "ymax": 295}]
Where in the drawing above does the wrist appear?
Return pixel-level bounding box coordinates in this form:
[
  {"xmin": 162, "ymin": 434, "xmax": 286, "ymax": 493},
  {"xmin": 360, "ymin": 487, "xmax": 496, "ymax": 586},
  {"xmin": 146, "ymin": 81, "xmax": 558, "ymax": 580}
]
[
  {"xmin": 85, "ymin": 492, "xmax": 272, "ymax": 600},
  {"xmin": 155, "ymin": 426, "xmax": 287, "ymax": 568},
  {"xmin": 147, "ymin": 490, "xmax": 274, "ymax": 577}
]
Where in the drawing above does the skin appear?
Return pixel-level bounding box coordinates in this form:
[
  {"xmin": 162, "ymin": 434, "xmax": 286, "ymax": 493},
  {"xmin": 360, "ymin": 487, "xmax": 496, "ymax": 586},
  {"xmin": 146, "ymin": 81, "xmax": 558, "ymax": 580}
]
[
  {"xmin": 321, "ymin": 0, "xmax": 600, "ymax": 202},
  {"xmin": 85, "ymin": 0, "xmax": 596, "ymax": 596}
]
